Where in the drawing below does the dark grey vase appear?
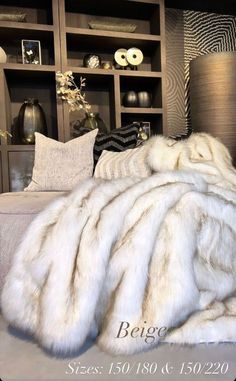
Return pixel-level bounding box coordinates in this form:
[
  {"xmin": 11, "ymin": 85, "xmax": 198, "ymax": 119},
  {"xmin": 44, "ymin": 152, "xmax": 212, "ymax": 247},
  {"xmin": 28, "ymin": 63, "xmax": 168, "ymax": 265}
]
[
  {"xmin": 122, "ymin": 91, "xmax": 138, "ymax": 107},
  {"xmin": 18, "ymin": 99, "xmax": 47, "ymax": 144},
  {"xmin": 137, "ymin": 91, "xmax": 152, "ymax": 108}
]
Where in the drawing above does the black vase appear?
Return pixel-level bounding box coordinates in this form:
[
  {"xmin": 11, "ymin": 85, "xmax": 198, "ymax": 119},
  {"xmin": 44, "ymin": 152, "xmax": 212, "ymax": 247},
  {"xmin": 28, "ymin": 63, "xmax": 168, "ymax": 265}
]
[
  {"xmin": 122, "ymin": 91, "xmax": 138, "ymax": 107},
  {"xmin": 137, "ymin": 91, "xmax": 152, "ymax": 108},
  {"xmin": 18, "ymin": 99, "xmax": 47, "ymax": 144}
]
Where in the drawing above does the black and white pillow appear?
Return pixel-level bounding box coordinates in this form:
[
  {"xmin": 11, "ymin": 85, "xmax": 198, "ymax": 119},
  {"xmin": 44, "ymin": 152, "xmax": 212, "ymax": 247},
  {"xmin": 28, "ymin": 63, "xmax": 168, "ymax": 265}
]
[{"xmin": 72, "ymin": 122, "xmax": 140, "ymax": 164}]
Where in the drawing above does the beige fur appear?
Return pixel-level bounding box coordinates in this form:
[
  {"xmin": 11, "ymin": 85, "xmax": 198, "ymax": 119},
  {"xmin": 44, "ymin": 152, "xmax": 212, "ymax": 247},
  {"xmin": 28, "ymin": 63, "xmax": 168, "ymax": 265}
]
[
  {"xmin": 1, "ymin": 133, "xmax": 236, "ymax": 355},
  {"xmin": 146, "ymin": 132, "xmax": 236, "ymax": 189}
]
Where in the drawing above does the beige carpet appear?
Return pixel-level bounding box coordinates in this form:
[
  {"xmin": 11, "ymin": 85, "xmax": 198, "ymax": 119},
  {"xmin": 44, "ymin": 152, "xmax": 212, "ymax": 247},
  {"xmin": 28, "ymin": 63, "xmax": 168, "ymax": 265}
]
[{"xmin": 0, "ymin": 315, "xmax": 236, "ymax": 381}]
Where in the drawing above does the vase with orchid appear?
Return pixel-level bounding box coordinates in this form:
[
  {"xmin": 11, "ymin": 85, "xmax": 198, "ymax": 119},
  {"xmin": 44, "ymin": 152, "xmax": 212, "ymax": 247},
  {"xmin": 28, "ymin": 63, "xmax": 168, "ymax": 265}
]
[
  {"xmin": 56, "ymin": 71, "xmax": 91, "ymax": 113},
  {"xmin": 56, "ymin": 71, "xmax": 107, "ymax": 133}
]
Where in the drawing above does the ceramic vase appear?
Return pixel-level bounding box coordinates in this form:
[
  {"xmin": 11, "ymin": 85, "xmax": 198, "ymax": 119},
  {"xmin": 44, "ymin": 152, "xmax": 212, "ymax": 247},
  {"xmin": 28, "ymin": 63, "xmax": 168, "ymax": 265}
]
[
  {"xmin": 18, "ymin": 99, "xmax": 47, "ymax": 144},
  {"xmin": 122, "ymin": 91, "xmax": 138, "ymax": 107},
  {"xmin": 137, "ymin": 91, "xmax": 152, "ymax": 108},
  {"xmin": 80, "ymin": 112, "xmax": 107, "ymax": 133}
]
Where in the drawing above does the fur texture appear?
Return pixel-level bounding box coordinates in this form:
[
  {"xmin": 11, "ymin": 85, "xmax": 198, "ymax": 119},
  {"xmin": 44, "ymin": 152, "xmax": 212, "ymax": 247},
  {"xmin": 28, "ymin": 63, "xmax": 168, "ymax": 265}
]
[
  {"xmin": 1, "ymin": 133, "xmax": 236, "ymax": 355},
  {"xmin": 146, "ymin": 132, "xmax": 236, "ymax": 188}
]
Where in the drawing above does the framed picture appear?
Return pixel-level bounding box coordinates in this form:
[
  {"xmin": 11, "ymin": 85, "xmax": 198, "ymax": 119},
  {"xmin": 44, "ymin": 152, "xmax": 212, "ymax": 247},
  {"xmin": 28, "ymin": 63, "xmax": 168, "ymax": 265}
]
[
  {"xmin": 135, "ymin": 121, "xmax": 151, "ymax": 142},
  {"xmin": 140, "ymin": 122, "xmax": 151, "ymax": 139},
  {"xmin": 21, "ymin": 39, "xmax": 42, "ymax": 65}
]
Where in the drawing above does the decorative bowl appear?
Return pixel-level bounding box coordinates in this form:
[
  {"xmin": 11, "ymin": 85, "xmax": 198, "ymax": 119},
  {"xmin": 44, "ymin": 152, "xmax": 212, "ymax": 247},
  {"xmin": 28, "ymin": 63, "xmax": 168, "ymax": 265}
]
[
  {"xmin": 88, "ymin": 20, "xmax": 137, "ymax": 33},
  {"xmin": 0, "ymin": 13, "xmax": 26, "ymax": 22}
]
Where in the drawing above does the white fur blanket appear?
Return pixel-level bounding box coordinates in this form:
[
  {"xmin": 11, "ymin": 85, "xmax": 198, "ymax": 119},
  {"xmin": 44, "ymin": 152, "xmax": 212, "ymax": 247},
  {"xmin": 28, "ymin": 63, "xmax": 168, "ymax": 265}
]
[{"xmin": 1, "ymin": 133, "xmax": 236, "ymax": 355}]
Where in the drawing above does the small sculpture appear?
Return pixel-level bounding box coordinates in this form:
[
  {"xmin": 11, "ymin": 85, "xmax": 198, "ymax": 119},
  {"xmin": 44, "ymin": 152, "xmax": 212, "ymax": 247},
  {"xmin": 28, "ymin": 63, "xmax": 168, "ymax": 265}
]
[
  {"xmin": 83, "ymin": 54, "xmax": 101, "ymax": 69},
  {"xmin": 114, "ymin": 47, "xmax": 144, "ymax": 70}
]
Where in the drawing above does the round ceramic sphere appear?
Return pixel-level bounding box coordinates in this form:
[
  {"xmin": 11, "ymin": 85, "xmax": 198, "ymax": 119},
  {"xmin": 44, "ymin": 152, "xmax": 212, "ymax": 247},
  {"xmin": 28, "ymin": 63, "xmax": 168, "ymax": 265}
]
[{"xmin": 83, "ymin": 54, "xmax": 101, "ymax": 68}]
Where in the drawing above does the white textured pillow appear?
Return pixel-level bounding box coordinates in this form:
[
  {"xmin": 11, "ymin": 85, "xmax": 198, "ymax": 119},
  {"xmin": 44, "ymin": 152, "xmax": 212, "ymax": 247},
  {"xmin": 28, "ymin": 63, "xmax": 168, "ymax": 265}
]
[
  {"xmin": 25, "ymin": 130, "xmax": 98, "ymax": 191},
  {"xmin": 94, "ymin": 146, "xmax": 151, "ymax": 179}
]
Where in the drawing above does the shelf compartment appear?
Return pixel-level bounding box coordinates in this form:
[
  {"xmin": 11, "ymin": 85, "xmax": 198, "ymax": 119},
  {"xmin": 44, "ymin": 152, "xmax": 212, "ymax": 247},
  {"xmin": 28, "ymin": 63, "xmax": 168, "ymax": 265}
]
[
  {"xmin": 0, "ymin": 22, "xmax": 54, "ymax": 31},
  {"xmin": 120, "ymin": 75, "xmax": 162, "ymax": 108},
  {"xmin": 0, "ymin": 0, "xmax": 53, "ymax": 25},
  {"xmin": 119, "ymin": 70, "xmax": 162, "ymax": 77},
  {"xmin": 67, "ymin": 66, "xmax": 162, "ymax": 77},
  {"xmin": 4, "ymin": 145, "xmax": 35, "ymax": 150},
  {"xmin": 65, "ymin": 0, "xmax": 160, "ymax": 36},
  {"xmin": 121, "ymin": 107, "xmax": 163, "ymax": 113},
  {"xmin": 69, "ymin": 72, "xmax": 116, "ymax": 137},
  {"xmin": 0, "ymin": 26, "xmax": 55, "ymax": 65},
  {"xmin": 8, "ymin": 150, "xmax": 34, "ymax": 191},
  {"xmin": 66, "ymin": 32, "xmax": 161, "ymax": 72},
  {"xmin": 0, "ymin": 63, "xmax": 56, "ymax": 71},
  {"xmin": 121, "ymin": 113, "xmax": 163, "ymax": 135},
  {"xmin": 66, "ymin": 28, "xmax": 160, "ymax": 52},
  {"xmin": 3, "ymin": 69, "xmax": 58, "ymax": 144}
]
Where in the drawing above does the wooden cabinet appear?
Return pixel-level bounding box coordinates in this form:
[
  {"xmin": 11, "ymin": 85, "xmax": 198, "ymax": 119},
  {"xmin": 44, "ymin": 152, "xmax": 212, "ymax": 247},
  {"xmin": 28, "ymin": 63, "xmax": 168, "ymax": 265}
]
[{"xmin": 8, "ymin": 150, "xmax": 35, "ymax": 191}]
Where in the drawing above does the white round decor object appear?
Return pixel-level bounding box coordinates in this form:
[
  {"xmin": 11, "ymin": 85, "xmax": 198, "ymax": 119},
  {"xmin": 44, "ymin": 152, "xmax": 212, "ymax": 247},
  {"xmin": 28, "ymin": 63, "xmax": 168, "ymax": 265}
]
[
  {"xmin": 114, "ymin": 48, "xmax": 128, "ymax": 67},
  {"xmin": 127, "ymin": 47, "xmax": 143, "ymax": 66},
  {"xmin": 0, "ymin": 47, "xmax": 7, "ymax": 63}
]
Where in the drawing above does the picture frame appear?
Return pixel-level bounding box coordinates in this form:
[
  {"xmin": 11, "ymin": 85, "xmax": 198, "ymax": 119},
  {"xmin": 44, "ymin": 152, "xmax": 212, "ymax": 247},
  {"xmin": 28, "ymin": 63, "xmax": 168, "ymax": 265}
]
[
  {"xmin": 135, "ymin": 121, "xmax": 151, "ymax": 142},
  {"xmin": 21, "ymin": 39, "xmax": 42, "ymax": 65},
  {"xmin": 140, "ymin": 121, "xmax": 151, "ymax": 139}
]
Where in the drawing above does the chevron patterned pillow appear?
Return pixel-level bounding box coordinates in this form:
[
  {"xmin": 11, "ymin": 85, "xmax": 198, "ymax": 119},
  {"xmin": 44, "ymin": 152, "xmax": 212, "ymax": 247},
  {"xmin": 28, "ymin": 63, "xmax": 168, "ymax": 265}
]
[{"xmin": 72, "ymin": 122, "xmax": 139, "ymax": 165}]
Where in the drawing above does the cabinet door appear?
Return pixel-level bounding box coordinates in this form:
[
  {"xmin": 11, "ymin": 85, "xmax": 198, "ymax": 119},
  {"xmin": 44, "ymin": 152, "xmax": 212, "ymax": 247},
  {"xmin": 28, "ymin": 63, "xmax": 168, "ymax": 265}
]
[{"xmin": 8, "ymin": 151, "xmax": 35, "ymax": 192}]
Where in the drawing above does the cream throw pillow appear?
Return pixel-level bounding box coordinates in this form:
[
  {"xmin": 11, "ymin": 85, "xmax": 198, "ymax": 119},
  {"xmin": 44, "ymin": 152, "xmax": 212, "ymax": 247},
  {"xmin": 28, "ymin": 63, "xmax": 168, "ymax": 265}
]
[
  {"xmin": 94, "ymin": 146, "xmax": 151, "ymax": 179},
  {"xmin": 25, "ymin": 130, "xmax": 98, "ymax": 191}
]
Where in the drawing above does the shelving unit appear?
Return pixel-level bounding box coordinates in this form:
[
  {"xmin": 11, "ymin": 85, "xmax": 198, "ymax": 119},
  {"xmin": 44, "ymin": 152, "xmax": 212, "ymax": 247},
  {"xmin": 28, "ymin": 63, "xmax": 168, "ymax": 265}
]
[
  {"xmin": 0, "ymin": 0, "xmax": 63, "ymax": 193},
  {"xmin": 0, "ymin": 0, "xmax": 166, "ymax": 193},
  {"xmin": 59, "ymin": 0, "xmax": 167, "ymax": 141}
]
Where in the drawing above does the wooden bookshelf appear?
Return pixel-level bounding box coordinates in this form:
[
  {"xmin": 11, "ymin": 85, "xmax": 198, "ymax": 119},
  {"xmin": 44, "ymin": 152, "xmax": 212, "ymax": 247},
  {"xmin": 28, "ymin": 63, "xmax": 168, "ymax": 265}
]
[
  {"xmin": 0, "ymin": 0, "xmax": 62, "ymax": 192},
  {"xmin": 0, "ymin": 0, "xmax": 166, "ymax": 192},
  {"xmin": 59, "ymin": 0, "xmax": 167, "ymax": 142}
]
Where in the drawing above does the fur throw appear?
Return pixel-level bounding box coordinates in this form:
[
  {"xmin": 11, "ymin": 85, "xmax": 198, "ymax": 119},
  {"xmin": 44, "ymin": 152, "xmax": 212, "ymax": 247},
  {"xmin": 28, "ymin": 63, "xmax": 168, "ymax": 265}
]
[
  {"xmin": 1, "ymin": 133, "xmax": 236, "ymax": 355},
  {"xmin": 147, "ymin": 132, "xmax": 236, "ymax": 188}
]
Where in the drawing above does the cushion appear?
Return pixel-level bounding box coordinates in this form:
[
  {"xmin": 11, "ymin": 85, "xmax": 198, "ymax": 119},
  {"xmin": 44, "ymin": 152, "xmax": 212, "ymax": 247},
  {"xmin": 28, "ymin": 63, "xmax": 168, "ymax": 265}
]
[
  {"xmin": 72, "ymin": 123, "xmax": 140, "ymax": 164},
  {"xmin": 94, "ymin": 146, "xmax": 151, "ymax": 179},
  {"xmin": 25, "ymin": 129, "xmax": 98, "ymax": 191}
]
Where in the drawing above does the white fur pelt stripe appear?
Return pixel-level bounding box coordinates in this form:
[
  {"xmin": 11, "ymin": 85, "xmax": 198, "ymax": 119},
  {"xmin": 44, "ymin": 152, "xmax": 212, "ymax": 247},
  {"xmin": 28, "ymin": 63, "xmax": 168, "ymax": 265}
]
[{"xmin": 1, "ymin": 133, "xmax": 236, "ymax": 355}]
